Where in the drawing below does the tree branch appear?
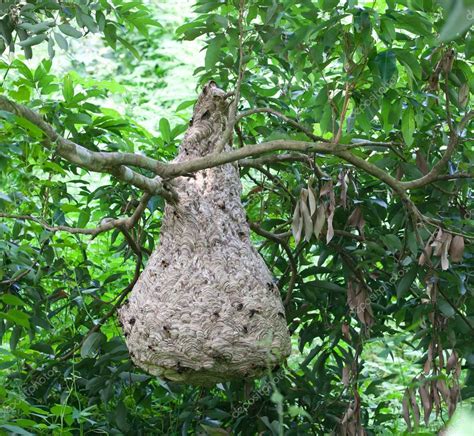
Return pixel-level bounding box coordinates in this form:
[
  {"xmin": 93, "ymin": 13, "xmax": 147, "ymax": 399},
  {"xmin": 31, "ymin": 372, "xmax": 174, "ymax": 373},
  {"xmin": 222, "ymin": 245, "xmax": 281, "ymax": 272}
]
[
  {"xmin": 0, "ymin": 96, "xmax": 176, "ymax": 201},
  {"xmin": 215, "ymin": 0, "xmax": 246, "ymax": 153},
  {"xmin": 236, "ymin": 107, "xmax": 327, "ymax": 142},
  {"xmin": 239, "ymin": 152, "xmax": 311, "ymax": 167},
  {"xmin": 400, "ymin": 110, "xmax": 473, "ymax": 190},
  {"xmin": 0, "ymin": 193, "xmax": 151, "ymax": 237},
  {"xmin": 2, "ymin": 94, "xmax": 471, "ymax": 208},
  {"xmin": 334, "ymin": 82, "xmax": 352, "ymax": 144},
  {"xmin": 248, "ymin": 222, "xmax": 297, "ymax": 307}
]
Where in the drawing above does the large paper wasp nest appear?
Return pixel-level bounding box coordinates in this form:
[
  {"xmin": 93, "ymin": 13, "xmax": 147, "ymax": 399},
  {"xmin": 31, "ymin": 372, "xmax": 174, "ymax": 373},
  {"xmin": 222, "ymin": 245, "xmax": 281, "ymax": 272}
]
[{"xmin": 118, "ymin": 82, "xmax": 291, "ymax": 385}]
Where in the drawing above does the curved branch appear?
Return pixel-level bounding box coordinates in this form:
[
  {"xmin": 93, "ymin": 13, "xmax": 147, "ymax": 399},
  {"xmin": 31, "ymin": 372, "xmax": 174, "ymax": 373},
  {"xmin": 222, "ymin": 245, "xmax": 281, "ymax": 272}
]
[
  {"xmin": 432, "ymin": 173, "xmax": 473, "ymax": 181},
  {"xmin": 0, "ymin": 193, "xmax": 151, "ymax": 236},
  {"xmin": 237, "ymin": 107, "xmax": 327, "ymax": 142},
  {"xmin": 161, "ymin": 140, "xmax": 336, "ymax": 177},
  {"xmin": 400, "ymin": 111, "xmax": 473, "ymax": 190},
  {"xmin": 0, "ymin": 96, "xmax": 175, "ymax": 201},
  {"xmin": 3, "ymin": 94, "xmax": 470, "ymax": 205},
  {"xmin": 239, "ymin": 152, "xmax": 310, "ymax": 167}
]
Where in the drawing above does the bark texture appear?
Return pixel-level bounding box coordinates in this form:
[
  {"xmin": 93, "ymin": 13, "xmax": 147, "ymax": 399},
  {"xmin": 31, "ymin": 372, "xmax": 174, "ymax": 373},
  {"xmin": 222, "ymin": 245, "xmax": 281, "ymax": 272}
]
[{"xmin": 118, "ymin": 82, "xmax": 291, "ymax": 385}]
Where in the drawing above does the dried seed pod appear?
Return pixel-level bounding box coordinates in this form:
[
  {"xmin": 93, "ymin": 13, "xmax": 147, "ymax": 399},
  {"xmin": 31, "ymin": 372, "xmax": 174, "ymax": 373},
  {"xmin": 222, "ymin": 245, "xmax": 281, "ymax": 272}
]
[
  {"xmin": 446, "ymin": 350, "xmax": 457, "ymax": 373},
  {"xmin": 292, "ymin": 201, "xmax": 303, "ymax": 244},
  {"xmin": 440, "ymin": 233, "xmax": 452, "ymax": 271},
  {"xmin": 431, "ymin": 380, "xmax": 441, "ymax": 417},
  {"xmin": 448, "ymin": 385, "xmax": 460, "ymax": 417},
  {"xmin": 342, "ymin": 322, "xmax": 351, "ymax": 341},
  {"xmin": 424, "ymin": 343, "xmax": 433, "ymax": 375},
  {"xmin": 449, "ymin": 236, "xmax": 465, "ymax": 263},
  {"xmin": 402, "ymin": 390, "xmax": 412, "ymax": 431},
  {"xmin": 307, "ymin": 185, "xmax": 317, "ymax": 216},
  {"xmin": 409, "ymin": 388, "xmax": 420, "ymax": 427},
  {"xmin": 313, "ymin": 204, "xmax": 326, "ymax": 239},
  {"xmin": 419, "ymin": 383, "xmax": 433, "ymax": 426},
  {"xmin": 436, "ymin": 379, "xmax": 450, "ymax": 402}
]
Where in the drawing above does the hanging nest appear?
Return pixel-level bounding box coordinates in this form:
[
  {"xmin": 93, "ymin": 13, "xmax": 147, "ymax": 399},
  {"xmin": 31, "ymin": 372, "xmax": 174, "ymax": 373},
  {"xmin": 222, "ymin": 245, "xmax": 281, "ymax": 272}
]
[{"xmin": 118, "ymin": 82, "xmax": 291, "ymax": 386}]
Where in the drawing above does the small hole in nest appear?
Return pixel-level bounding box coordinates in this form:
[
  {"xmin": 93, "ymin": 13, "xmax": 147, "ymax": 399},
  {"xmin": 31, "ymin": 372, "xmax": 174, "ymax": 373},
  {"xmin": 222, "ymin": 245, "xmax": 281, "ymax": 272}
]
[
  {"xmin": 236, "ymin": 303, "xmax": 243, "ymax": 311},
  {"xmin": 129, "ymin": 317, "xmax": 135, "ymax": 326},
  {"xmin": 243, "ymin": 325, "xmax": 248, "ymax": 334},
  {"xmin": 249, "ymin": 309, "xmax": 260, "ymax": 318}
]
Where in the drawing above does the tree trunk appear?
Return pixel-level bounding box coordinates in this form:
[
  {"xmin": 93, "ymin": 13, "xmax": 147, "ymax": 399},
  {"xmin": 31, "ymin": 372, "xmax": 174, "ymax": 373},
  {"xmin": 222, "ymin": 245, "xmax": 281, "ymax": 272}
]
[{"xmin": 118, "ymin": 82, "xmax": 291, "ymax": 386}]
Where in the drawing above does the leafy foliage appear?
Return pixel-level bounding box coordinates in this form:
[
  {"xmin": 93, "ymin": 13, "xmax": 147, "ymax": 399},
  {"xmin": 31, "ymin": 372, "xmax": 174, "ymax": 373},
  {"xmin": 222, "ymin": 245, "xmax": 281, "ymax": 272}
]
[{"xmin": 0, "ymin": 0, "xmax": 473, "ymax": 435}]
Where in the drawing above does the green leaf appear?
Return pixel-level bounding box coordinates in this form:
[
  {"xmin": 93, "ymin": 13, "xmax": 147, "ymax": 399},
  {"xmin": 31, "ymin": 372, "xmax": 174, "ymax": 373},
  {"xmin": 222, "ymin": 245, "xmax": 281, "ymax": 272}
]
[
  {"xmin": 18, "ymin": 20, "xmax": 55, "ymax": 34},
  {"xmin": 117, "ymin": 36, "xmax": 141, "ymax": 59},
  {"xmin": 0, "ymin": 425, "xmax": 34, "ymax": 436},
  {"xmin": 374, "ymin": 50, "xmax": 397, "ymax": 82},
  {"xmin": 78, "ymin": 12, "xmax": 98, "ymax": 33},
  {"xmin": 62, "ymin": 74, "xmax": 74, "ymax": 102},
  {"xmin": 382, "ymin": 234, "xmax": 403, "ymax": 252},
  {"xmin": 394, "ymin": 49, "xmax": 422, "ymax": 81},
  {"xmin": 77, "ymin": 209, "xmax": 90, "ymax": 228},
  {"xmin": 270, "ymin": 390, "xmax": 284, "ymax": 403},
  {"xmin": 30, "ymin": 342, "xmax": 54, "ymax": 354},
  {"xmin": 14, "ymin": 116, "xmax": 44, "ymax": 138},
  {"xmin": 159, "ymin": 118, "xmax": 171, "ymax": 143},
  {"xmin": 0, "ymin": 294, "xmax": 25, "ymax": 306},
  {"xmin": 438, "ymin": 299, "xmax": 455, "ymax": 317},
  {"xmin": 401, "ymin": 105, "xmax": 415, "ymax": 146},
  {"xmin": 176, "ymin": 99, "xmax": 196, "ymax": 111},
  {"xmin": 80, "ymin": 332, "xmax": 104, "ymax": 358},
  {"xmin": 59, "ymin": 24, "xmax": 83, "ymax": 38},
  {"xmin": 54, "ymin": 32, "xmax": 68, "ymax": 50},
  {"xmin": 439, "ymin": 0, "xmax": 472, "ymax": 42},
  {"xmin": 18, "ymin": 34, "xmax": 48, "ymax": 47},
  {"xmin": 0, "ymin": 309, "xmax": 30, "ymax": 328},
  {"xmin": 396, "ymin": 265, "xmax": 418, "ymax": 298},
  {"xmin": 205, "ymin": 36, "xmax": 224, "ymax": 70}
]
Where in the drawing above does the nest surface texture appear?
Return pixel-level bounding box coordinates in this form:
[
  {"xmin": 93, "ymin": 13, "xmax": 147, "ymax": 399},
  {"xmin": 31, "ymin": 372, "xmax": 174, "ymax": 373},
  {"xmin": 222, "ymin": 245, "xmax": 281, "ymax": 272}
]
[{"xmin": 118, "ymin": 82, "xmax": 291, "ymax": 385}]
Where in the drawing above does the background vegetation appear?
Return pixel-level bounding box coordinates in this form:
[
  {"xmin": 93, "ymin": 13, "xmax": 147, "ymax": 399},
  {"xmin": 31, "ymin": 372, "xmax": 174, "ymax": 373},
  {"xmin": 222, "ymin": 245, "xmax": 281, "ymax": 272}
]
[{"xmin": 0, "ymin": 0, "xmax": 473, "ymax": 434}]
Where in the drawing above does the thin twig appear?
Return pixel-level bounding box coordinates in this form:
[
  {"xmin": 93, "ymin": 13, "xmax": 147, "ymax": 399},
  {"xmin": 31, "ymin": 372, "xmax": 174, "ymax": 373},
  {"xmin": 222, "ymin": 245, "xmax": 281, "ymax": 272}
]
[
  {"xmin": 215, "ymin": 0, "xmax": 246, "ymax": 153},
  {"xmin": 237, "ymin": 107, "xmax": 328, "ymax": 142},
  {"xmin": 334, "ymin": 82, "xmax": 352, "ymax": 144},
  {"xmin": 0, "ymin": 193, "xmax": 151, "ymax": 237},
  {"xmin": 248, "ymin": 222, "xmax": 298, "ymax": 307}
]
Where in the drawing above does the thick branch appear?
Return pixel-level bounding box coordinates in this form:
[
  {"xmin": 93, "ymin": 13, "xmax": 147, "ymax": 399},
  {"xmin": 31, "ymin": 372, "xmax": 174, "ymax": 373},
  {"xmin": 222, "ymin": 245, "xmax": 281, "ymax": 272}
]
[
  {"xmin": 3, "ymin": 95, "xmax": 471, "ymax": 205},
  {"xmin": 0, "ymin": 96, "xmax": 175, "ymax": 201},
  {"xmin": 160, "ymin": 140, "xmax": 336, "ymax": 177},
  {"xmin": 239, "ymin": 152, "xmax": 310, "ymax": 167}
]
